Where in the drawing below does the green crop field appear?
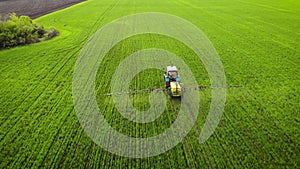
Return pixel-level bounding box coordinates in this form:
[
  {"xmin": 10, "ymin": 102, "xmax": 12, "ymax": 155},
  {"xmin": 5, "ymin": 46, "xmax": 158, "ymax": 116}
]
[{"xmin": 0, "ymin": 0, "xmax": 299, "ymax": 168}]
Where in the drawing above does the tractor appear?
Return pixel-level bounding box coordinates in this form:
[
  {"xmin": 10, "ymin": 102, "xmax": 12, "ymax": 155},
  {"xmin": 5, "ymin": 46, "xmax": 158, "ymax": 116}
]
[{"xmin": 164, "ymin": 66, "xmax": 182, "ymax": 98}]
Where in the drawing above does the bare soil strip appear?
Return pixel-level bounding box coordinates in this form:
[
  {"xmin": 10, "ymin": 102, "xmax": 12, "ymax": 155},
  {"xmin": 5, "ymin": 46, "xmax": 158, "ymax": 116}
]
[{"xmin": 0, "ymin": 0, "xmax": 85, "ymax": 19}]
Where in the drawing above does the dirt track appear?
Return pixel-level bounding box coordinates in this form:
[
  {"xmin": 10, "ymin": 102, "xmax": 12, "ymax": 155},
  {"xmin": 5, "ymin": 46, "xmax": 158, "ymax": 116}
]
[{"xmin": 0, "ymin": 0, "xmax": 84, "ymax": 19}]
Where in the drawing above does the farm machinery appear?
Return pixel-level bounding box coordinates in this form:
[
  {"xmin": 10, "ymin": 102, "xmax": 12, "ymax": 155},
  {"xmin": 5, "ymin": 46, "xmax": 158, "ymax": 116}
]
[
  {"xmin": 106, "ymin": 65, "xmax": 243, "ymax": 98},
  {"xmin": 164, "ymin": 66, "xmax": 182, "ymax": 98}
]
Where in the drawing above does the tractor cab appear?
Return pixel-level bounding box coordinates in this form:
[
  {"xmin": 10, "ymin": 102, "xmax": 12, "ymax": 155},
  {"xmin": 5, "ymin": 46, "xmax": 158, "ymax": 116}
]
[{"xmin": 164, "ymin": 66, "xmax": 180, "ymax": 87}]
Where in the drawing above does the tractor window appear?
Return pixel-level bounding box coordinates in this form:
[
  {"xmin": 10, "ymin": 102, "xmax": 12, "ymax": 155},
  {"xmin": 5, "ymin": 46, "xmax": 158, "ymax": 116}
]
[{"xmin": 168, "ymin": 71, "xmax": 178, "ymax": 78}]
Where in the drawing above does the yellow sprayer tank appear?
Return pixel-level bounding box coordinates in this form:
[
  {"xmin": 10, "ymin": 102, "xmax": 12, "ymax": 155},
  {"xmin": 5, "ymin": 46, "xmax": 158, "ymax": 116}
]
[{"xmin": 170, "ymin": 82, "xmax": 181, "ymax": 97}]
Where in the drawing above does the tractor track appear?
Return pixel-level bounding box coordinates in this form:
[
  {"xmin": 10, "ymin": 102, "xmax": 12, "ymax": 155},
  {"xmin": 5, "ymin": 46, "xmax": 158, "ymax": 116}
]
[
  {"xmin": 0, "ymin": 46, "xmax": 80, "ymax": 148},
  {"xmin": 0, "ymin": 48, "xmax": 75, "ymax": 128},
  {"xmin": 0, "ymin": 0, "xmax": 120, "ymax": 145},
  {"xmin": 0, "ymin": 45, "xmax": 78, "ymax": 117},
  {"xmin": 174, "ymin": 0, "xmax": 299, "ymax": 68}
]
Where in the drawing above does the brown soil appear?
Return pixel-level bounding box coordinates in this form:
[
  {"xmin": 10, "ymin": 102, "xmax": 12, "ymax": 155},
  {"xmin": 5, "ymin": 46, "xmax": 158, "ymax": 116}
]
[{"xmin": 0, "ymin": 0, "xmax": 85, "ymax": 19}]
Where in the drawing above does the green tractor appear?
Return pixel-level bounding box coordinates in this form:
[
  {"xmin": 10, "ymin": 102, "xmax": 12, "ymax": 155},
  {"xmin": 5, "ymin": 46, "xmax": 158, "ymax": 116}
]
[{"xmin": 164, "ymin": 66, "xmax": 182, "ymax": 98}]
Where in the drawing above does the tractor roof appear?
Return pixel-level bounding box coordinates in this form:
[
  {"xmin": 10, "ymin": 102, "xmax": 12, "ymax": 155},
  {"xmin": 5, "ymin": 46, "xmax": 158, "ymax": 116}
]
[{"xmin": 167, "ymin": 66, "xmax": 178, "ymax": 72}]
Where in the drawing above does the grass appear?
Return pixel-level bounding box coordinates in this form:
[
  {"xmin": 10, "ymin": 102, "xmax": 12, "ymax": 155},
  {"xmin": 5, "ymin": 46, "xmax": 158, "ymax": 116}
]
[{"xmin": 0, "ymin": 0, "xmax": 299, "ymax": 168}]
